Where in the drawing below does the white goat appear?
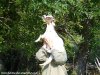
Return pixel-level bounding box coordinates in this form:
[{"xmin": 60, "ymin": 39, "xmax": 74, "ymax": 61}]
[{"xmin": 35, "ymin": 15, "xmax": 65, "ymax": 68}]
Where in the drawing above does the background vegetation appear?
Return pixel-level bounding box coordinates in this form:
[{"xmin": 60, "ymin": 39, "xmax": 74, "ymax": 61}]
[{"xmin": 0, "ymin": 0, "xmax": 100, "ymax": 75}]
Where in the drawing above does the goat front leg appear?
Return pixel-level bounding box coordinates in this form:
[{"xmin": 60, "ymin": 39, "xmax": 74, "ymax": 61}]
[
  {"xmin": 35, "ymin": 34, "xmax": 44, "ymax": 42},
  {"xmin": 39, "ymin": 55, "xmax": 53, "ymax": 68}
]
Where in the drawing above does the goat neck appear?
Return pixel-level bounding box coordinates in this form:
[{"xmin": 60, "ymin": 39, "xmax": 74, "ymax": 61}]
[{"xmin": 46, "ymin": 22, "xmax": 55, "ymax": 31}]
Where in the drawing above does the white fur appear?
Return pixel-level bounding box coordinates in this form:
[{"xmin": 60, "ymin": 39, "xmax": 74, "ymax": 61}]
[
  {"xmin": 35, "ymin": 15, "xmax": 65, "ymax": 68},
  {"xmin": 35, "ymin": 21, "xmax": 65, "ymax": 52},
  {"xmin": 42, "ymin": 22, "xmax": 65, "ymax": 52}
]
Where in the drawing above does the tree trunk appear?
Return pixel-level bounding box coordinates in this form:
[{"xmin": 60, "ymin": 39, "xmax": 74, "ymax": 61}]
[
  {"xmin": 77, "ymin": 43, "xmax": 88, "ymax": 75},
  {"xmin": 76, "ymin": 19, "xmax": 91, "ymax": 75}
]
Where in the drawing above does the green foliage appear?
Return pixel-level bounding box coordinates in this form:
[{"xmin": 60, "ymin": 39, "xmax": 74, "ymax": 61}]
[{"xmin": 0, "ymin": 0, "xmax": 100, "ymax": 73}]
